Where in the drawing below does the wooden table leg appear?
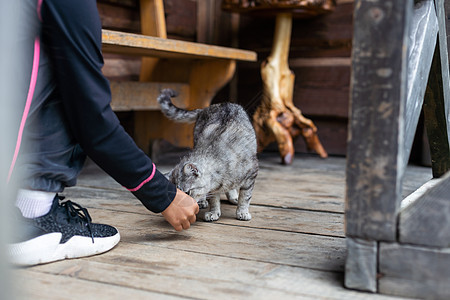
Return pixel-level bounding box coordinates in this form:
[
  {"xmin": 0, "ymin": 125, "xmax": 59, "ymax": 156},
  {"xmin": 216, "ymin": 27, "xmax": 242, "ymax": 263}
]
[{"xmin": 253, "ymin": 13, "xmax": 328, "ymax": 164}]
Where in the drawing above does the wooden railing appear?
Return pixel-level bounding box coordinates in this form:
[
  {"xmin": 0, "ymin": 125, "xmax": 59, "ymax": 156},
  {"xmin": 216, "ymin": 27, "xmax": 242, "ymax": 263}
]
[{"xmin": 345, "ymin": 0, "xmax": 450, "ymax": 298}]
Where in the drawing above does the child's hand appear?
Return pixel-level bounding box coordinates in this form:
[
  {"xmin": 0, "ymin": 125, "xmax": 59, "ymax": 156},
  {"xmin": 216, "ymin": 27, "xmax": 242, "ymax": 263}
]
[{"xmin": 161, "ymin": 189, "xmax": 199, "ymax": 231}]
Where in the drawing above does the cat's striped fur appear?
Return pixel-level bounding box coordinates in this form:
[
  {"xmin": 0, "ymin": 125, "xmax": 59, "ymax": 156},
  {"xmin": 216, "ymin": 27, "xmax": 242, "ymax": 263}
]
[{"xmin": 158, "ymin": 89, "xmax": 258, "ymax": 221}]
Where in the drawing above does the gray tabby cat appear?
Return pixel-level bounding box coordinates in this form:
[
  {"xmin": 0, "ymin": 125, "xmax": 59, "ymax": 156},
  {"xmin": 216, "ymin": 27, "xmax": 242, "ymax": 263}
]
[{"xmin": 158, "ymin": 89, "xmax": 258, "ymax": 221}]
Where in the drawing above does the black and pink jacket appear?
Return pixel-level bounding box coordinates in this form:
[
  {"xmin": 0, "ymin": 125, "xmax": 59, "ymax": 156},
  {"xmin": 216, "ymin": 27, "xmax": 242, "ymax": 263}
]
[{"xmin": 8, "ymin": 0, "xmax": 176, "ymax": 213}]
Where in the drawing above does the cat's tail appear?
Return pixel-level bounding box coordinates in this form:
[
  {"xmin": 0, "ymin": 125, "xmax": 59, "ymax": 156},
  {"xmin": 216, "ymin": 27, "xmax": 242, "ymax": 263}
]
[{"xmin": 157, "ymin": 89, "xmax": 200, "ymax": 123}]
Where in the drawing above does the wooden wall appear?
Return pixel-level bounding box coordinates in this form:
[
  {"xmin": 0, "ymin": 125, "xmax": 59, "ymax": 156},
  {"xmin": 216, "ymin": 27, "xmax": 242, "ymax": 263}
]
[{"xmin": 98, "ymin": 0, "xmax": 355, "ymax": 156}]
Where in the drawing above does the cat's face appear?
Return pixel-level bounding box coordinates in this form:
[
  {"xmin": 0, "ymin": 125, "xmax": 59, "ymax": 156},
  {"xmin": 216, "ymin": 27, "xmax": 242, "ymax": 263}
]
[{"xmin": 169, "ymin": 162, "xmax": 209, "ymax": 201}]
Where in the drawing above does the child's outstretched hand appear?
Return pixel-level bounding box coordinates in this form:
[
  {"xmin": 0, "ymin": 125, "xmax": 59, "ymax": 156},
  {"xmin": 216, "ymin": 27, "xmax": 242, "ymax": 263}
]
[{"xmin": 161, "ymin": 189, "xmax": 199, "ymax": 231}]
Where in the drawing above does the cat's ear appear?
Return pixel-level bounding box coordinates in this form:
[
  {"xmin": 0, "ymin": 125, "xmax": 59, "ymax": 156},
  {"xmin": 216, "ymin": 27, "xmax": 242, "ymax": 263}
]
[{"xmin": 183, "ymin": 163, "xmax": 200, "ymax": 177}]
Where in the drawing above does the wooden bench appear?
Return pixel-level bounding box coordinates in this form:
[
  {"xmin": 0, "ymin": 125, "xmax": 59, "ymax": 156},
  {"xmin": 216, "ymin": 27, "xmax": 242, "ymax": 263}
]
[
  {"xmin": 101, "ymin": 0, "xmax": 257, "ymax": 153},
  {"xmin": 345, "ymin": 0, "xmax": 450, "ymax": 298}
]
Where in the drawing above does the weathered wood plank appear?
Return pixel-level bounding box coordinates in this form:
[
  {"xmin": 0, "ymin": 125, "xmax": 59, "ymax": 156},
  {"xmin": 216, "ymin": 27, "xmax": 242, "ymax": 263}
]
[
  {"xmin": 345, "ymin": 0, "xmax": 413, "ymax": 241},
  {"xmin": 379, "ymin": 242, "xmax": 450, "ymax": 299},
  {"xmin": 63, "ymin": 185, "xmax": 345, "ymax": 238},
  {"xmin": 75, "ymin": 155, "xmax": 348, "ymax": 213},
  {"xmin": 400, "ymin": 177, "xmax": 441, "ymax": 209},
  {"xmin": 74, "ymin": 154, "xmax": 430, "ymax": 215},
  {"xmin": 19, "ymin": 261, "xmax": 315, "ymax": 300},
  {"xmin": 16, "ymin": 269, "xmax": 177, "ymax": 300},
  {"xmin": 344, "ymin": 237, "xmax": 377, "ymax": 293},
  {"xmin": 399, "ymin": 171, "xmax": 450, "ymax": 247},
  {"xmin": 18, "ymin": 241, "xmax": 401, "ymax": 300},
  {"xmin": 402, "ymin": 0, "xmax": 438, "ymax": 172},
  {"xmin": 253, "ymin": 169, "xmax": 345, "ymax": 213},
  {"xmin": 11, "ymin": 152, "xmax": 431, "ymax": 299},
  {"xmin": 84, "ymin": 207, "xmax": 347, "ymax": 272},
  {"xmin": 110, "ymin": 81, "xmax": 189, "ymax": 111},
  {"xmin": 102, "ymin": 29, "xmax": 257, "ymax": 61}
]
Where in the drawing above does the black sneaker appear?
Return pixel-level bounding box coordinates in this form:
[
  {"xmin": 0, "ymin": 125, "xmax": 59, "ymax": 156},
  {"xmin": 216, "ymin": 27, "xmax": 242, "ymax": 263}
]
[{"xmin": 8, "ymin": 195, "xmax": 120, "ymax": 266}]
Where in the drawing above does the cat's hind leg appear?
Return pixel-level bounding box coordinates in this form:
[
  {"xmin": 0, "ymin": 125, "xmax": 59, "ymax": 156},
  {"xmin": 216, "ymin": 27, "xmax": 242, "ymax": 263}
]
[
  {"xmin": 236, "ymin": 184, "xmax": 254, "ymax": 221},
  {"xmin": 204, "ymin": 193, "xmax": 221, "ymax": 222},
  {"xmin": 225, "ymin": 189, "xmax": 238, "ymax": 205}
]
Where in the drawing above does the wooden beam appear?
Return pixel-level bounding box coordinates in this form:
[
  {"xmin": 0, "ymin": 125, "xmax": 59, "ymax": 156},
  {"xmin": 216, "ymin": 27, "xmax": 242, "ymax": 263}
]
[
  {"xmin": 345, "ymin": 0, "xmax": 413, "ymax": 241},
  {"xmin": 402, "ymin": 0, "xmax": 438, "ymax": 171},
  {"xmin": 399, "ymin": 171, "xmax": 450, "ymax": 247},
  {"xmin": 379, "ymin": 242, "xmax": 450, "ymax": 299}
]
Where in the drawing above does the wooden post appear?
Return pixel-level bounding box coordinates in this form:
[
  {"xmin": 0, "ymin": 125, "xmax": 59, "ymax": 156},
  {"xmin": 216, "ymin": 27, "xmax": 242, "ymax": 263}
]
[
  {"xmin": 346, "ymin": 0, "xmax": 450, "ymax": 298},
  {"xmin": 345, "ymin": 0, "xmax": 412, "ymax": 241}
]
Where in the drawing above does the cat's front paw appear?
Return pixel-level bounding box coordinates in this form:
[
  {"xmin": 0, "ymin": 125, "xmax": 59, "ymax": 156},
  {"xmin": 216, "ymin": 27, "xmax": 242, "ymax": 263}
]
[
  {"xmin": 236, "ymin": 210, "xmax": 252, "ymax": 221},
  {"xmin": 197, "ymin": 199, "xmax": 209, "ymax": 209},
  {"xmin": 204, "ymin": 211, "xmax": 221, "ymax": 222}
]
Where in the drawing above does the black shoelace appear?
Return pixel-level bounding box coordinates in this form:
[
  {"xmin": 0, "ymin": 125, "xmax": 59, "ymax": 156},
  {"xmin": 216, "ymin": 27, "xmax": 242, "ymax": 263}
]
[{"xmin": 59, "ymin": 197, "xmax": 95, "ymax": 243}]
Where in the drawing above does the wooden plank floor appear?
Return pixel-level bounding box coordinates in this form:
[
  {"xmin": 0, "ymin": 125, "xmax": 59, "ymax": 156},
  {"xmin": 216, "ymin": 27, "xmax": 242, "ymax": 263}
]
[{"xmin": 13, "ymin": 152, "xmax": 431, "ymax": 299}]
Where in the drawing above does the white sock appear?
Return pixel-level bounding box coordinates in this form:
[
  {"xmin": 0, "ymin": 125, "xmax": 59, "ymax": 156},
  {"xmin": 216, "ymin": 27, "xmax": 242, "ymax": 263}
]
[{"xmin": 16, "ymin": 189, "xmax": 56, "ymax": 219}]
